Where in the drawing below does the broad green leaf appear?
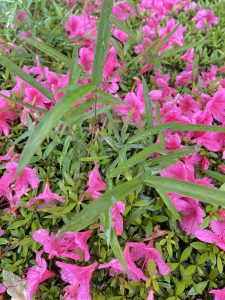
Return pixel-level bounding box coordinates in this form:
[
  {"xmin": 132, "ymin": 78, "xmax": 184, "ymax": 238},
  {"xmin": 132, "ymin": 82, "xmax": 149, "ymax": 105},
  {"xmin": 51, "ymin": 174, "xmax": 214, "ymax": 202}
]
[
  {"xmin": 156, "ymin": 188, "xmax": 180, "ymax": 220},
  {"xmin": 109, "ymin": 143, "xmax": 163, "ymax": 177},
  {"xmin": 146, "ymin": 176, "xmax": 225, "ymax": 207},
  {"xmin": 92, "ymin": 0, "xmax": 113, "ymax": 86},
  {"xmin": 25, "ymin": 38, "xmax": 71, "ymax": 66},
  {"xmin": 58, "ymin": 176, "xmax": 143, "ymax": 235},
  {"xmin": 0, "ymin": 55, "xmax": 53, "ymax": 99},
  {"xmin": 110, "ymin": 230, "xmax": 128, "ymax": 275},
  {"xmin": 18, "ymin": 84, "xmax": 96, "ymax": 174}
]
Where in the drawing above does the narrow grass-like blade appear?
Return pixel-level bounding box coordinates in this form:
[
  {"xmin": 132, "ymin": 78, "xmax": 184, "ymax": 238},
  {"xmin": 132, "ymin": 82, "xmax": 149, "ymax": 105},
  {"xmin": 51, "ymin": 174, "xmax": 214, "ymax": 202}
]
[
  {"xmin": 18, "ymin": 84, "xmax": 96, "ymax": 175},
  {"xmin": 91, "ymin": 0, "xmax": 113, "ymax": 86},
  {"xmin": 128, "ymin": 123, "xmax": 225, "ymax": 144},
  {"xmin": 109, "ymin": 143, "xmax": 163, "ymax": 177},
  {"xmin": 203, "ymin": 170, "xmax": 225, "ymax": 183},
  {"xmin": 0, "ymin": 55, "xmax": 53, "ymax": 99},
  {"xmin": 156, "ymin": 188, "xmax": 180, "ymax": 220},
  {"xmin": 142, "ymin": 76, "xmax": 154, "ymax": 129},
  {"xmin": 69, "ymin": 45, "xmax": 79, "ymax": 85},
  {"xmin": 110, "ymin": 230, "xmax": 128, "ymax": 274},
  {"xmin": 146, "ymin": 177, "xmax": 225, "ymax": 207},
  {"xmin": 25, "ymin": 38, "xmax": 71, "ymax": 66},
  {"xmin": 112, "ymin": 17, "xmax": 134, "ymax": 37},
  {"xmin": 58, "ymin": 176, "xmax": 143, "ymax": 235}
]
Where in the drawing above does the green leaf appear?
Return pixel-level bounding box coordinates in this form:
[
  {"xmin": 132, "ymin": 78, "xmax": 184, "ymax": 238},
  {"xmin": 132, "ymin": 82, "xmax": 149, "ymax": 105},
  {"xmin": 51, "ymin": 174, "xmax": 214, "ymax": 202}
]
[
  {"xmin": 203, "ymin": 170, "xmax": 225, "ymax": 183},
  {"xmin": 100, "ymin": 209, "xmax": 112, "ymax": 247},
  {"xmin": 110, "ymin": 230, "xmax": 128, "ymax": 275},
  {"xmin": 0, "ymin": 55, "xmax": 53, "ymax": 100},
  {"xmin": 148, "ymin": 259, "xmax": 155, "ymax": 277},
  {"xmin": 183, "ymin": 265, "xmax": 196, "ymax": 277},
  {"xmin": 8, "ymin": 220, "xmax": 27, "ymax": 230},
  {"xmin": 180, "ymin": 247, "xmax": 192, "ymax": 262},
  {"xmin": 25, "ymin": 38, "xmax": 71, "ymax": 66},
  {"xmin": 58, "ymin": 176, "xmax": 143, "ymax": 235},
  {"xmin": 92, "ymin": 0, "xmax": 113, "ymax": 86},
  {"xmin": 18, "ymin": 84, "xmax": 96, "ymax": 174},
  {"xmin": 69, "ymin": 45, "xmax": 80, "ymax": 85},
  {"xmin": 146, "ymin": 176, "xmax": 225, "ymax": 207},
  {"xmin": 142, "ymin": 76, "xmax": 154, "ymax": 129},
  {"xmin": 112, "ymin": 17, "xmax": 134, "ymax": 37},
  {"xmin": 156, "ymin": 188, "xmax": 180, "ymax": 220},
  {"xmin": 109, "ymin": 143, "xmax": 163, "ymax": 177}
]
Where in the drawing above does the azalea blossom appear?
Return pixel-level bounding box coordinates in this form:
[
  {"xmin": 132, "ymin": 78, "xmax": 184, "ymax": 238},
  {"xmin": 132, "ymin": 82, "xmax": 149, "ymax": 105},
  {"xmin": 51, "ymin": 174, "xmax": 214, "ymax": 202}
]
[
  {"xmin": 99, "ymin": 243, "xmax": 147, "ymax": 281},
  {"xmin": 82, "ymin": 161, "xmax": 106, "ymax": 200},
  {"xmin": 112, "ymin": 201, "xmax": 125, "ymax": 236},
  {"xmin": 2, "ymin": 162, "xmax": 39, "ymax": 199},
  {"xmin": 195, "ymin": 210, "xmax": 225, "ymax": 251},
  {"xmin": 33, "ymin": 229, "xmax": 92, "ymax": 261},
  {"xmin": 56, "ymin": 261, "xmax": 98, "ymax": 300},
  {"xmin": 26, "ymin": 181, "xmax": 65, "ymax": 209},
  {"xmin": 193, "ymin": 9, "xmax": 219, "ymax": 30},
  {"xmin": 26, "ymin": 251, "xmax": 55, "ymax": 300},
  {"xmin": 209, "ymin": 287, "xmax": 225, "ymax": 300}
]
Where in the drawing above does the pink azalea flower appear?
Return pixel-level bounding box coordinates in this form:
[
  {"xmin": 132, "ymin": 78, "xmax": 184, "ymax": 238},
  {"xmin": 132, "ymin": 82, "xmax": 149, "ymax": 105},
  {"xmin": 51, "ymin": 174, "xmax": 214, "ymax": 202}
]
[
  {"xmin": 26, "ymin": 181, "xmax": 65, "ymax": 209},
  {"xmin": 0, "ymin": 174, "xmax": 13, "ymax": 207},
  {"xmin": 201, "ymin": 65, "xmax": 217, "ymax": 87},
  {"xmin": 0, "ymin": 284, "xmax": 6, "ymax": 294},
  {"xmin": 195, "ymin": 210, "xmax": 225, "ymax": 251},
  {"xmin": 82, "ymin": 161, "xmax": 106, "ymax": 200},
  {"xmin": 193, "ymin": 9, "xmax": 219, "ymax": 30},
  {"xmin": 33, "ymin": 229, "xmax": 92, "ymax": 261},
  {"xmin": 206, "ymin": 89, "xmax": 225, "ymax": 123},
  {"xmin": 56, "ymin": 261, "xmax": 98, "ymax": 300},
  {"xmin": 19, "ymin": 31, "xmax": 31, "ymax": 41},
  {"xmin": 0, "ymin": 146, "xmax": 15, "ymax": 162},
  {"xmin": 114, "ymin": 92, "xmax": 145, "ymax": 124},
  {"xmin": 0, "ymin": 228, "xmax": 4, "ymax": 237},
  {"xmin": 128, "ymin": 241, "xmax": 170, "ymax": 276},
  {"xmin": 147, "ymin": 288, "xmax": 154, "ymax": 300},
  {"xmin": 166, "ymin": 133, "xmax": 183, "ymax": 151},
  {"xmin": 112, "ymin": 201, "xmax": 125, "ymax": 236},
  {"xmin": 17, "ymin": 10, "xmax": 26, "ymax": 21},
  {"xmin": 181, "ymin": 48, "xmax": 194, "ymax": 63},
  {"xmin": 210, "ymin": 287, "xmax": 225, "ymax": 299},
  {"xmin": 99, "ymin": 243, "xmax": 147, "ymax": 281},
  {"xmin": 26, "ymin": 251, "xmax": 55, "ymax": 300},
  {"xmin": 0, "ymin": 91, "xmax": 17, "ymax": 136},
  {"xmin": 3, "ymin": 162, "xmax": 40, "ymax": 198},
  {"xmin": 195, "ymin": 132, "xmax": 221, "ymax": 152}
]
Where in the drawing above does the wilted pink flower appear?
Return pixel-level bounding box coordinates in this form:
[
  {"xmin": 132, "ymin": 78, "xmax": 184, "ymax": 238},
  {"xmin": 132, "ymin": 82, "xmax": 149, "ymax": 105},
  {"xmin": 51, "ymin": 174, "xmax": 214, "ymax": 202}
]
[
  {"xmin": 99, "ymin": 243, "xmax": 147, "ymax": 281},
  {"xmin": 195, "ymin": 210, "xmax": 225, "ymax": 251},
  {"xmin": 3, "ymin": 162, "xmax": 39, "ymax": 198},
  {"xmin": 56, "ymin": 261, "xmax": 98, "ymax": 300},
  {"xmin": 112, "ymin": 201, "xmax": 125, "ymax": 236},
  {"xmin": 209, "ymin": 287, "xmax": 225, "ymax": 300},
  {"xmin": 82, "ymin": 161, "xmax": 106, "ymax": 200},
  {"xmin": 27, "ymin": 181, "xmax": 65, "ymax": 209},
  {"xmin": 17, "ymin": 10, "xmax": 26, "ymax": 21},
  {"xmin": 19, "ymin": 31, "xmax": 31, "ymax": 41},
  {"xmin": 26, "ymin": 251, "xmax": 55, "ymax": 300},
  {"xmin": 33, "ymin": 229, "xmax": 92, "ymax": 261},
  {"xmin": 193, "ymin": 9, "xmax": 219, "ymax": 30}
]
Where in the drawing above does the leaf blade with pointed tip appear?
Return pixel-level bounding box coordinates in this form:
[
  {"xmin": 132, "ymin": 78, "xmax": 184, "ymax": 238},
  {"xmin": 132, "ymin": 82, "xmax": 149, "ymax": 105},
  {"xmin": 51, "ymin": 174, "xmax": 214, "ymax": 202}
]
[
  {"xmin": 18, "ymin": 84, "xmax": 96, "ymax": 175},
  {"xmin": 0, "ymin": 55, "xmax": 53, "ymax": 99}
]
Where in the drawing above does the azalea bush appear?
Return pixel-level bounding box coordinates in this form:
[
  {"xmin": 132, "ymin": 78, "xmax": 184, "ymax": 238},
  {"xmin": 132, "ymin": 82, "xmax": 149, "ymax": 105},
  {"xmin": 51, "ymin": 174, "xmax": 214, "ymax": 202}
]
[{"xmin": 1, "ymin": 0, "xmax": 225, "ymax": 299}]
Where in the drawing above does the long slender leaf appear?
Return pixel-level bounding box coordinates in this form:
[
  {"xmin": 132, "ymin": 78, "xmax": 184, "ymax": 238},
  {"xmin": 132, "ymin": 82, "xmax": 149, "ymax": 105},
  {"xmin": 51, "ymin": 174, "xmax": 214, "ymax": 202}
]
[
  {"xmin": 128, "ymin": 122, "xmax": 225, "ymax": 144},
  {"xmin": 203, "ymin": 170, "xmax": 225, "ymax": 183},
  {"xmin": 112, "ymin": 17, "xmax": 134, "ymax": 37},
  {"xmin": 108, "ymin": 143, "xmax": 163, "ymax": 177},
  {"xmin": 146, "ymin": 176, "xmax": 225, "ymax": 207},
  {"xmin": 156, "ymin": 188, "xmax": 180, "ymax": 220},
  {"xmin": 58, "ymin": 176, "xmax": 143, "ymax": 235},
  {"xmin": 69, "ymin": 45, "xmax": 79, "ymax": 85},
  {"xmin": 92, "ymin": 0, "xmax": 113, "ymax": 86},
  {"xmin": 110, "ymin": 230, "xmax": 128, "ymax": 274},
  {"xmin": 0, "ymin": 55, "xmax": 53, "ymax": 99},
  {"xmin": 25, "ymin": 38, "xmax": 71, "ymax": 66},
  {"xmin": 18, "ymin": 84, "xmax": 96, "ymax": 175},
  {"xmin": 142, "ymin": 76, "xmax": 154, "ymax": 129}
]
